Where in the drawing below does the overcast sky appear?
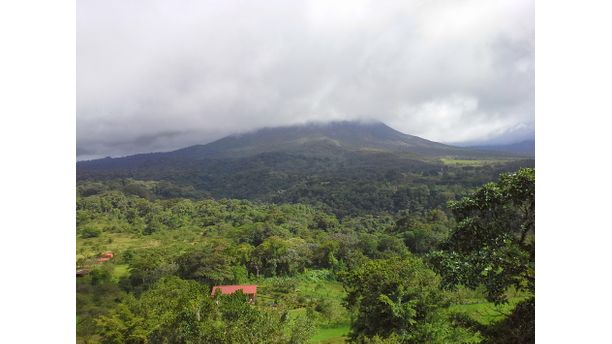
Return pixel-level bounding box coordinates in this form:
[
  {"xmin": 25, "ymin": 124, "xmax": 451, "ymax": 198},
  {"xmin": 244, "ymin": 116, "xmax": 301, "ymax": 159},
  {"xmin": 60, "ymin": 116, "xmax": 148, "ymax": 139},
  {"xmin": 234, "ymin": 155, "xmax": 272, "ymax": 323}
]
[{"xmin": 77, "ymin": 0, "xmax": 534, "ymax": 159}]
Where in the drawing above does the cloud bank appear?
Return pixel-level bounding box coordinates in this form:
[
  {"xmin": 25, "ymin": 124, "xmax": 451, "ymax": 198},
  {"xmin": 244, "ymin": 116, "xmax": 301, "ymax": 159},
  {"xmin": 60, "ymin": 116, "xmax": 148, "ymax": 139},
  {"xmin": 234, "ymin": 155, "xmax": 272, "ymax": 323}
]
[{"xmin": 77, "ymin": 0, "xmax": 534, "ymax": 159}]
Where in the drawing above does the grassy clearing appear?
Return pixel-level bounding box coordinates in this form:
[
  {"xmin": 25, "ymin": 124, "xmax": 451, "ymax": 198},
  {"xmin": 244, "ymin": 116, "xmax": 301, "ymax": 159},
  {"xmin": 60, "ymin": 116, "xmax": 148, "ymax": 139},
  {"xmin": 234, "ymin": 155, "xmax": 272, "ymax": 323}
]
[
  {"xmin": 255, "ymin": 270, "xmax": 347, "ymax": 311},
  {"xmin": 253, "ymin": 270, "xmax": 350, "ymax": 343},
  {"xmin": 111, "ymin": 264, "xmax": 130, "ymax": 281},
  {"xmin": 449, "ymin": 296, "xmax": 526, "ymax": 325},
  {"xmin": 440, "ymin": 158, "xmax": 508, "ymax": 166},
  {"xmin": 446, "ymin": 285, "xmax": 529, "ymax": 325},
  {"xmin": 310, "ymin": 324, "xmax": 349, "ymax": 343},
  {"xmin": 77, "ymin": 232, "xmax": 161, "ymax": 259}
]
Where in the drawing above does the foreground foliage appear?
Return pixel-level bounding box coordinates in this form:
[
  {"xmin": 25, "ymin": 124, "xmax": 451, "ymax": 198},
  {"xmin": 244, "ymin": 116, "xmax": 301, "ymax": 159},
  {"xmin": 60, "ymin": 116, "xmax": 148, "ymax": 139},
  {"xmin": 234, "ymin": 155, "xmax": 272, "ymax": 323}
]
[
  {"xmin": 343, "ymin": 257, "xmax": 480, "ymax": 343},
  {"xmin": 430, "ymin": 168, "xmax": 535, "ymax": 343},
  {"xmin": 97, "ymin": 276, "xmax": 314, "ymax": 344},
  {"xmin": 76, "ymin": 168, "xmax": 535, "ymax": 343}
]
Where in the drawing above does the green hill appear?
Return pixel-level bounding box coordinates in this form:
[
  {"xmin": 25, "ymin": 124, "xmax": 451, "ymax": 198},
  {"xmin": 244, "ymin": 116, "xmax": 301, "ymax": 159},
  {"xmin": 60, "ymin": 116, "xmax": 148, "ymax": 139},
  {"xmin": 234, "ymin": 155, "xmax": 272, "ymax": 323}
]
[{"xmin": 77, "ymin": 121, "xmax": 533, "ymax": 216}]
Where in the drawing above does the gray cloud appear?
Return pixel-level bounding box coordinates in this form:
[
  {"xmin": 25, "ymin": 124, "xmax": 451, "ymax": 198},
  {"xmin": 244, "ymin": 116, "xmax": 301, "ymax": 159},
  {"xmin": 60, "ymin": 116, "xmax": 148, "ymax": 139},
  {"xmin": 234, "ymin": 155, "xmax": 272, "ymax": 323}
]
[{"xmin": 77, "ymin": 0, "xmax": 534, "ymax": 159}]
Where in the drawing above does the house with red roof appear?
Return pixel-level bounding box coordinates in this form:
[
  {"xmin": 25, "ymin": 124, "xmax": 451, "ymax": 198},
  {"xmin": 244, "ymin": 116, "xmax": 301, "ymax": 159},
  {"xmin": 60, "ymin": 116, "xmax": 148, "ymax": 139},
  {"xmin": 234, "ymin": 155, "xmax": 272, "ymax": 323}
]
[
  {"xmin": 211, "ymin": 285, "xmax": 257, "ymax": 303},
  {"xmin": 96, "ymin": 251, "xmax": 114, "ymax": 263}
]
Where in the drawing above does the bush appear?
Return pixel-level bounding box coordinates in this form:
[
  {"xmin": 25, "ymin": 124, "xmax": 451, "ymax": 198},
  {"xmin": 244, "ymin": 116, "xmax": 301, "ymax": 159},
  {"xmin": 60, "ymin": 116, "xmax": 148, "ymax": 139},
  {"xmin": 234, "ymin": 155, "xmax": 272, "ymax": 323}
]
[
  {"xmin": 344, "ymin": 256, "xmax": 479, "ymax": 343},
  {"xmin": 90, "ymin": 267, "xmax": 112, "ymax": 286},
  {"xmin": 81, "ymin": 226, "xmax": 101, "ymax": 238}
]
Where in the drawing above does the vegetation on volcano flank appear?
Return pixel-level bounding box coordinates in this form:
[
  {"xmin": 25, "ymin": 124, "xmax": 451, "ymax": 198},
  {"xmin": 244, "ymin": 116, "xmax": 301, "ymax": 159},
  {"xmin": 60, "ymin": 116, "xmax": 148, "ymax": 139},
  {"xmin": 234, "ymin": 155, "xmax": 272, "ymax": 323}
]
[{"xmin": 76, "ymin": 125, "xmax": 535, "ymax": 343}]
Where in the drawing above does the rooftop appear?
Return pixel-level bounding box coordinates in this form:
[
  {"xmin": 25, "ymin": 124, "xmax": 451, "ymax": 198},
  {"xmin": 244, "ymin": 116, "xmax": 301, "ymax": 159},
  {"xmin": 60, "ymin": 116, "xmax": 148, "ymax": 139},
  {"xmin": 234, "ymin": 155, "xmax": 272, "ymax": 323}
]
[{"xmin": 211, "ymin": 285, "xmax": 257, "ymax": 295}]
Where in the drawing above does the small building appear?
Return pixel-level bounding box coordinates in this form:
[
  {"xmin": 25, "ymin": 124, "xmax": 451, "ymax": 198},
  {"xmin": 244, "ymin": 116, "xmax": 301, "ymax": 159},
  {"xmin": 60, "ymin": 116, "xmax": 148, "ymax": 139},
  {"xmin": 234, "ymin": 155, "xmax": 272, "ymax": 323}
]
[
  {"xmin": 96, "ymin": 251, "xmax": 114, "ymax": 263},
  {"xmin": 211, "ymin": 285, "xmax": 257, "ymax": 303}
]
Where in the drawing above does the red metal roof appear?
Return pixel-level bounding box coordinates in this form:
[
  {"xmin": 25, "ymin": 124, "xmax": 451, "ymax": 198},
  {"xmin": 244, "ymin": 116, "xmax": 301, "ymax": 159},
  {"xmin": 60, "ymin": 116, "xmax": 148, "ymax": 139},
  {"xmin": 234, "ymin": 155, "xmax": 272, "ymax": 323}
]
[{"xmin": 211, "ymin": 285, "xmax": 257, "ymax": 295}]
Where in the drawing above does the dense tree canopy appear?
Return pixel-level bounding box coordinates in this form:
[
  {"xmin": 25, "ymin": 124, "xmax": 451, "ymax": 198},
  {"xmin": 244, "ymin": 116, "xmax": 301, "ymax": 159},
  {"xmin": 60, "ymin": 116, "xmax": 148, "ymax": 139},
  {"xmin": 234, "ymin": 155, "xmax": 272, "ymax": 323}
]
[
  {"xmin": 76, "ymin": 166, "xmax": 535, "ymax": 343},
  {"xmin": 77, "ymin": 155, "xmax": 534, "ymax": 218},
  {"xmin": 97, "ymin": 276, "xmax": 314, "ymax": 344}
]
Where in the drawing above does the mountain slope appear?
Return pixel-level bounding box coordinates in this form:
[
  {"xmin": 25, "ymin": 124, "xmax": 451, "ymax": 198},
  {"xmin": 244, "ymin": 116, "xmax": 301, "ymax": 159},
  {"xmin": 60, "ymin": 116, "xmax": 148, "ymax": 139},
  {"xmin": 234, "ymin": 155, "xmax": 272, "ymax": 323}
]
[
  {"xmin": 77, "ymin": 121, "xmax": 530, "ymax": 180},
  {"xmin": 468, "ymin": 140, "xmax": 535, "ymax": 157},
  {"xmin": 77, "ymin": 121, "xmax": 534, "ymax": 216},
  {"xmin": 79, "ymin": 121, "xmax": 512, "ymax": 168},
  {"xmin": 76, "ymin": 120, "xmax": 531, "ymax": 184},
  {"xmin": 171, "ymin": 121, "xmax": 461, "ymax": 158}
]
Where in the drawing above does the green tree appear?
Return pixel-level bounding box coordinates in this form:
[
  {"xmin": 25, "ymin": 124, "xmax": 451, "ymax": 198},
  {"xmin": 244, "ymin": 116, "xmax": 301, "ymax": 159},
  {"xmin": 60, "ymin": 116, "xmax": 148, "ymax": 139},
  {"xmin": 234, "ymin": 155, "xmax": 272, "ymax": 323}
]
[
  {"xmin": 80, "ymin": 225, "xmax": 102, "ymax": 238},
  {"xmin": 343, "ymin": 256, "xmax": 477, "ymax": 343},
  {"xmin": 249, "ymin": 236, "xmax": 310, "ymax": 277},
  {"xmin": 429, "ymin": 168, "xmax": 535, "ymax": 343},
  {"xmin": 213, "ymin": 292, "xmax": 306, "ymax": 344},
  {"xmin": 430, "ymin": 168, "xmax": 535, "ymax": 303},
  {"xmin": 97, "ymin": 276, "xmax": 214, "ymax": 344},
  {"xmin": 98, "ymin": 277, "xmax": 313, "ymax": 344},
  {"xmin": 89, "ymin": 266, "xmax": 112, "ymax": 286},
  {"xmin": 121, "ymin": 248, "xmax": 178, "ymax": 294},
  {"xmin": 176, "ymin": 242, "xmax": 237, "ymax": 286},
  {"xmin": 394, "ymin": 210, "xmax": 452, "ymax": 254}
]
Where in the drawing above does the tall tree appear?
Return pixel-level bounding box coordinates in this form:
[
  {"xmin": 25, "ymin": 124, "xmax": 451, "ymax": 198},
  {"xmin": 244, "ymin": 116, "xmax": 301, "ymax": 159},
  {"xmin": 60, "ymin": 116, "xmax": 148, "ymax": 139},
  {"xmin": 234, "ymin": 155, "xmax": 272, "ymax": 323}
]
[
  {"xmin": 430, "ymin": 168, "xmax": 535, "ymax": 303},
  {"xmin": 429, "ymin": 168, "xmax": 535, "ymax": 343}
]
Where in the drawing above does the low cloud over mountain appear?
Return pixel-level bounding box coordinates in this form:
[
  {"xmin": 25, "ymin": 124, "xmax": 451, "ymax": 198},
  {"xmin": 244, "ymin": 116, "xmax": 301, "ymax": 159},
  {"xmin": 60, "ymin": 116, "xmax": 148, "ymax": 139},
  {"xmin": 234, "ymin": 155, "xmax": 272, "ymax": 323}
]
[{"xmin": 78, "ymin": 0, "xmax": 534, "ymax": 159}]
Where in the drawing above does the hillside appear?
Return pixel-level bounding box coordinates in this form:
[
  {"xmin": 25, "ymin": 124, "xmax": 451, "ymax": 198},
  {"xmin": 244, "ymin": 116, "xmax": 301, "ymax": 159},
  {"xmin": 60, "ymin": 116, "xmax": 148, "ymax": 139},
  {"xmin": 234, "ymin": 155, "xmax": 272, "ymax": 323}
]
[
  {"xmin": 77, "ymin": 121, "xmax": 518, "ymax": 167},
  {"xmin": 468, "ymin": 140, "xmax": 535, "ymax": 156},
  {"xmin": 171, "ymin": 121, "xmax": 463, "ymax": 158},
  {"xmin": 76, "ymin": 124, "xmax": 536, "ymax": 343},
  {"xmin": 77, "ymin": 121, "xmax": 533, "ymax": 216}
]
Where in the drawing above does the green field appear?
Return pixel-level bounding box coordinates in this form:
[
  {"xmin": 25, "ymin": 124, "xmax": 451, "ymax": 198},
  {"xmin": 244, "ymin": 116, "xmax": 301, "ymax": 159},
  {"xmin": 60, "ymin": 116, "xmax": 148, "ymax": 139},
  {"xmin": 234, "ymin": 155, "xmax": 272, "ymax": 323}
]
[
  {"xmin": 76, "ymin": 232, "xmax": 161, "ymax": 260},
  {"xmin": 439, "ymin": 158, "xmax": 508, "ymax": 166},
  {"xmin": 254, "ymin": 269, "xmax": 351, "ymax": 341},
  {"xmin": 310, "ymin": 325, "xmax": 349, "ymax": 343},
  {"xmin": 450, "ymin": 297, "xmax": 526, "ymax": 325},
  {"xmin": 111, "ymin": 264, "xmax": 130, "ymax": 281}
]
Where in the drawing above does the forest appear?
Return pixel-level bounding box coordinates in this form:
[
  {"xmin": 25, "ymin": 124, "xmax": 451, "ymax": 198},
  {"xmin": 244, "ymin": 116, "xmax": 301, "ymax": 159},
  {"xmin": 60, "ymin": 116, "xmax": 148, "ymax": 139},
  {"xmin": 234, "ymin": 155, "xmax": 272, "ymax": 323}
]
[{"xmin": 76, "ymin": 167, "xmax": 534, "ymax": 343}]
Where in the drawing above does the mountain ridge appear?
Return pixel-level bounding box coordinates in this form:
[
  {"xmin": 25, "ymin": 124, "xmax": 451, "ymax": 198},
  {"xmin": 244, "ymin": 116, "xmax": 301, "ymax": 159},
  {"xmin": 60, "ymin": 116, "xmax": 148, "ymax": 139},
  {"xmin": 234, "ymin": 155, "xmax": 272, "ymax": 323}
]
[
  {"xmin": 77, "ymin": 121, "xmax": 531, "ymax": 180},
  {"xmin": 79, "ymin": 120, "xmax": 507, "ymax": 164},
  {"xmin": 76, "ymin": 120, "xmax": 534, "ymax": 216}
]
